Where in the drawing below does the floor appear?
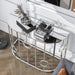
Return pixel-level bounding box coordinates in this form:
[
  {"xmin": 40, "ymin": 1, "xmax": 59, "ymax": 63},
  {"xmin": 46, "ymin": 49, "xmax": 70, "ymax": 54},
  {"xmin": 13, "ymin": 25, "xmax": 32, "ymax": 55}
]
[{"xmin": 0, "ymin": 30, "xmax": 60, "ymax": 75}]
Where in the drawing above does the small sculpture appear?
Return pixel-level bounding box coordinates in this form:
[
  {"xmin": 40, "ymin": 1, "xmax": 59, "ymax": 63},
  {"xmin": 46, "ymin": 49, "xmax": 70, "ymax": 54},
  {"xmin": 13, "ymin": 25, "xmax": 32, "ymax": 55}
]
[{"xmin": 15, "ymin": 5, "xmax": 31, "ymax": 25}]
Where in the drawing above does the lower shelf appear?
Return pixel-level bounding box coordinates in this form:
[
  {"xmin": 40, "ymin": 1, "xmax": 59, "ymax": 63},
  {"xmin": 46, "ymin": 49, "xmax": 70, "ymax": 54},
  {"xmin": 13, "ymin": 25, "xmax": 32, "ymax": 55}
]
[{"xmin": 11, "ymin": 39, "xmax": 60, "ymax": 73}]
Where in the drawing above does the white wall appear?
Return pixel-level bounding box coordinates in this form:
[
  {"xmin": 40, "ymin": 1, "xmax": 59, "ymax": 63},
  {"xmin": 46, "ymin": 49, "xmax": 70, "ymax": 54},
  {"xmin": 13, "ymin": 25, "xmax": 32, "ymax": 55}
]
[
  {"xmin": 0, "ymin": 0, "xmax": 27, "ymax": 32},
  {"xmin": 0, "ymin": 0, "xmax": 17, "ymax": 32}
]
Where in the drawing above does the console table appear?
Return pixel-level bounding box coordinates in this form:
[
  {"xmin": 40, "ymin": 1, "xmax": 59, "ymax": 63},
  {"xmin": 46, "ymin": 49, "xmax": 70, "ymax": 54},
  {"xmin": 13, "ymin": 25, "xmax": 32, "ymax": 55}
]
[{"xmin": 8, "ymin": 22, "xmax": 69, "ymax": 72}]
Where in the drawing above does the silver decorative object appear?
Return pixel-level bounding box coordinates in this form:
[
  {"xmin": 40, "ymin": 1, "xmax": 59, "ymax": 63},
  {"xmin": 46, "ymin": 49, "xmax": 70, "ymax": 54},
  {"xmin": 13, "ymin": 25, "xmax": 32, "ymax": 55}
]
[{"xmin": 15, "ymin": 5, "xmax": 31, "ymax": 25}]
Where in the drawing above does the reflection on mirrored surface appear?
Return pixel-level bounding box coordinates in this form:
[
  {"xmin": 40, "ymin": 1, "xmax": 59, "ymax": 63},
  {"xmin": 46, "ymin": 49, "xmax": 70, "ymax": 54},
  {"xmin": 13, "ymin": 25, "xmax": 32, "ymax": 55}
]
[{"xmin": 44, "ymin": 0, "xmax": 72, "ymax": 9}]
